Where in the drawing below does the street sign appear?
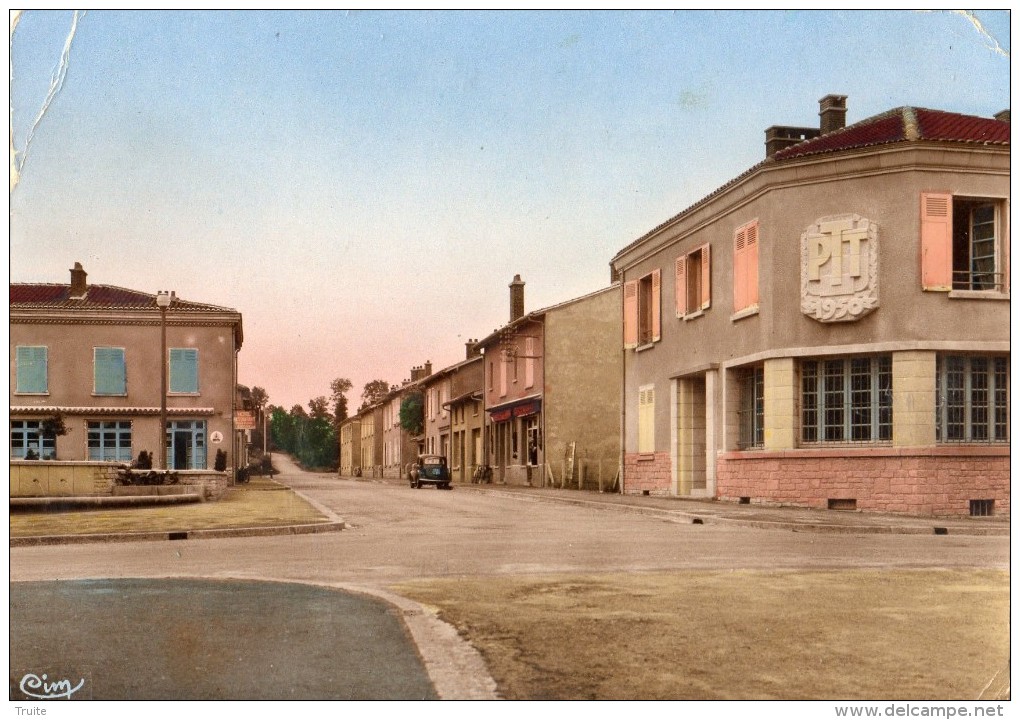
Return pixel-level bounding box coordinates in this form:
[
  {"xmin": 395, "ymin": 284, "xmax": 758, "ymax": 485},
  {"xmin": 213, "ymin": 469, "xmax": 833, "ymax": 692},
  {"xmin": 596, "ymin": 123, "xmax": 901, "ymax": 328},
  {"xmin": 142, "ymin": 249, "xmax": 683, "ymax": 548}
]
[{"xmin": 235, "ymin": 411, "xmax": 256, "ymax": 430}]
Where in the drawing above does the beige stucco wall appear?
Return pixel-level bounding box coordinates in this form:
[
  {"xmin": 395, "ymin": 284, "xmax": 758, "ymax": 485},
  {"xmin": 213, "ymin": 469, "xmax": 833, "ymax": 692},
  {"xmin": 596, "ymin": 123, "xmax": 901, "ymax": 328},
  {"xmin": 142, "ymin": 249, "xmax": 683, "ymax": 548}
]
[
  {"xmin": 10, "ymin": 319, "xmax": 239, "ymax": 468},
  {"xmin": 543, "ymin": 286, "xmax": 622, "ymax": 488},
  {"xmin": 618, "ymin": 144, "xmax": 1009, "ymax": 458}
]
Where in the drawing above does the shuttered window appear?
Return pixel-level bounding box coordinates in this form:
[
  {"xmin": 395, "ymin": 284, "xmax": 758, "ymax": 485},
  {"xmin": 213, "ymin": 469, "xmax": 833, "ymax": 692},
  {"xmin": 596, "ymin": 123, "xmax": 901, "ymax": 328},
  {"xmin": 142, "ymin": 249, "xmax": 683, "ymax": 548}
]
[
  {"xmin": 15, "ymin": 346, "xmax": 48, "ymax": 394},
  {"xmin": 94, "ymin": 347, "xmax": 127, "ymax": 395},
  {"xmin": 638, "ymin": 385, "xmax": 655, "ymax": 453},
  {"xmin": 623, "ymin": 280, "xmax": 638, "ymax": 348},
  {"xmin": 734, "ymin": 221, "xmax": 759, "ymax": 312},
  {"xmin": 525, "ymin": 337, "xmax": 535, "ymax": 388},
  {"xmin": 676, "ymin": 244, "xmax": 712, "ymax": 318},
  {"xmin": 920, "ymin": 193, "xmax": 953, "ymax": 291},
  {"xmin": 625, "ymin": 271, "xmax": 661, "ymax": 348},
  {"xmin": 169, "ymin": 348, "xmax": 199, "ymax": 394}
]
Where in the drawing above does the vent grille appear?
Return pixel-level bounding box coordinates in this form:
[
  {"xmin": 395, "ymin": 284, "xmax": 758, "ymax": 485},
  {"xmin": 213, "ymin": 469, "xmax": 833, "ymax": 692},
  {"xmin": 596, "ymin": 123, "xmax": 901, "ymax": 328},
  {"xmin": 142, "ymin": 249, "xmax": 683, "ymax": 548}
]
[
  {"xmin": 970, "ymin": 499, "xmax": 995, "ymax": 517},
  {"xmin": 827, "ymin": 498, "xmax": 857, "ymax": 511}
]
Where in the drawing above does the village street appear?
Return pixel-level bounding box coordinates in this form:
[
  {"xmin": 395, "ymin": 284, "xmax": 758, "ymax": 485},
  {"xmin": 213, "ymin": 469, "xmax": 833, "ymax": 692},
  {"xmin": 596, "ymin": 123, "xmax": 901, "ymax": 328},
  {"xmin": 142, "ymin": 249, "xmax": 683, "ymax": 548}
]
[{"xmin": 9, "ymin": 458, "xmax": 1010, "ymax": 699}]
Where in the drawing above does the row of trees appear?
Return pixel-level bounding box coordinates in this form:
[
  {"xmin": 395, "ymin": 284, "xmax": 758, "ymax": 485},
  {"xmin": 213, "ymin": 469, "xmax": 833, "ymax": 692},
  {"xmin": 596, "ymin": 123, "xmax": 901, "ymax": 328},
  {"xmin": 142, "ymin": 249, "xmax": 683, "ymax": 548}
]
[{"xmin": 251, "ymin": 378, "xmax": 394, "ymax": 470}]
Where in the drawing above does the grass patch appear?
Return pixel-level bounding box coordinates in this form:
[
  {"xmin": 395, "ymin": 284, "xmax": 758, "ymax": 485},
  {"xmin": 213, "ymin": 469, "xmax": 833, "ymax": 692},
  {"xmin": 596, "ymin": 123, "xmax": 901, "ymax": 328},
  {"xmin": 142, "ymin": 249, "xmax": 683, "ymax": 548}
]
[
  {"xmin": 392, "ymin": 569, "xmax": 1009, "ymax": 701},
  {"xmin": 9, "ymin": 482, "xmax": 328, "ymax": 537}
]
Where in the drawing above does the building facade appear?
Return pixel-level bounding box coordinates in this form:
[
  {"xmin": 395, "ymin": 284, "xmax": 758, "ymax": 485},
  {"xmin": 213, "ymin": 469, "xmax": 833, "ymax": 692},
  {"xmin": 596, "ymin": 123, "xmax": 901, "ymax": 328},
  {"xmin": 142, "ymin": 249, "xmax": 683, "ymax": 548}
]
[
  {"xmin": 338, "ymin": 417, "xmax": 361, "ymax": 476},
  {"xmin": 10, "ymin": 263, "xmax": 244, "ymax": 471},
  {"xmin": 478, "ymin": 276, "xmax": 622, "ymax": 487},
  {"xmin": 610, "ymin": 97, "xmax": 1009, "ymax": 516}
]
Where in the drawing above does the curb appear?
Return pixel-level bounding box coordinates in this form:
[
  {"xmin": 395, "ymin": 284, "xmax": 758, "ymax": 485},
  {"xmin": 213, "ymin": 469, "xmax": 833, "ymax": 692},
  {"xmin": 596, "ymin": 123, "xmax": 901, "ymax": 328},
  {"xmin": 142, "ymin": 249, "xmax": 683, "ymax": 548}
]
[
  {"xmin": 476, "ymin": 489, "xmax": 1009, "ymax": 537},
  {"xmin": 10, "ymin": 520, "xmax": 346, "ymax": 547}
]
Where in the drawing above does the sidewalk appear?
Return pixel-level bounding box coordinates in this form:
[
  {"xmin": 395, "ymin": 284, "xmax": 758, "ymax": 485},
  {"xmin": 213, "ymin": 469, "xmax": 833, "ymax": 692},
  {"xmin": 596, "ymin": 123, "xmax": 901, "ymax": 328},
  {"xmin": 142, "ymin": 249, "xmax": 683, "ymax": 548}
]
[{"xmin": 451, "ymin": 482, "xmax": 1010, "ymax": 536}]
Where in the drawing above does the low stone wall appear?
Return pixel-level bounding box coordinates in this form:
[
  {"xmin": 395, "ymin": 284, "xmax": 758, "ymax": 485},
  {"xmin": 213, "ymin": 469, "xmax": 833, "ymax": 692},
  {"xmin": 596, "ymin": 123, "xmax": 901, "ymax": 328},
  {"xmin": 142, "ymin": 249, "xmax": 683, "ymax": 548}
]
[
  {"xmin": 10, "ymin": 461, "xmax": 119, "ymax": 497},
  {"xmin": 716, "ymin": 446, "xmax": 1010, "ymax": 517},
  {"xmin": 10, "ymin": 461, "xmax": 231, "ymax": 502}
]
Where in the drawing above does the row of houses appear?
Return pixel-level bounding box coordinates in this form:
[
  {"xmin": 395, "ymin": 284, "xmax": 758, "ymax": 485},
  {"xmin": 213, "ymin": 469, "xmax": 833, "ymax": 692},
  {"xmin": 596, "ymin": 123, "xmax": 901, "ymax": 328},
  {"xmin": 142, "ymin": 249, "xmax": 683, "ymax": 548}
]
[
  {"xmin": 341, "ymin": 95, "xmax": 1010, "ymax": 517},
  {"xmin": 339, "ymin": 275, "xmax": 622, "ymax": 490}
]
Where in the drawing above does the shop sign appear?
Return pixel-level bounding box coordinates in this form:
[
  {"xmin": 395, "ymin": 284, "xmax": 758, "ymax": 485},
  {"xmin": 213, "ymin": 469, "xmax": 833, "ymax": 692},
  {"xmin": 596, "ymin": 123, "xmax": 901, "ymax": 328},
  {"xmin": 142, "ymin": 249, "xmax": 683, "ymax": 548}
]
[{"xmin": 513, "ymin": 401, "xmax": 540, "ymax": 418}]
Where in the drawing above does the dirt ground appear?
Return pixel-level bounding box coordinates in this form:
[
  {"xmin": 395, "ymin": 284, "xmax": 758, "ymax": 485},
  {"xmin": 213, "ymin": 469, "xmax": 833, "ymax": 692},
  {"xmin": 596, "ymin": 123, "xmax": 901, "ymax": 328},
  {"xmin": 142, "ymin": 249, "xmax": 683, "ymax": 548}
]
[
  {"xmin": 8, "ymin": 479, "xmax": 327, "ymax": 537},
  {"xmin": 393, "ymin": 568, "xmax": 1010, "ymax": 701}
]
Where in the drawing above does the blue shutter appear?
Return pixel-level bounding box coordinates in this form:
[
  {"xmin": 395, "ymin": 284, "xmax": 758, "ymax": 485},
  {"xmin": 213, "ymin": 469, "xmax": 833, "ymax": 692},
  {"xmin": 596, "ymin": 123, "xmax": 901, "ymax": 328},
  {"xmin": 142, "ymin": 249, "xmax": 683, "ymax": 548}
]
[
  {"xmin": 94, "ymin": 348, "xmax": 126, "ymax": 395},
  {"xmin": 16, "ymin": 346, "xmax": 48, "ymax": 393},
  {"xmin": 169, "ymin": 348, "xmax": 199, "ymax": 393}
]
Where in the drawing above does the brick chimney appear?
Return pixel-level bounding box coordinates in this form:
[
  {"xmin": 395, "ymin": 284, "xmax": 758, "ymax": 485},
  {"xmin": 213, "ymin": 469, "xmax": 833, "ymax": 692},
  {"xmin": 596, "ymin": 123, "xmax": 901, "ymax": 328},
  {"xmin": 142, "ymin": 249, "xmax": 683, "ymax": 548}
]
[
  {"xmin": 69, "ymin": 262, "xmax": 88, "ymax": 299},
  {"xmin": 765, "ymin": 125, "xmax": 820, "ymax": 158},
  {"xmin": 424, "ymin": 360, "xmax": 432, "ymax": 377},
  {"xmin": 819, "ymin": 94, "xmax": 848, "ymax": 134},
  {"xmin": 466, "ymin": 338, "xmax": 480, "ymax": 359},
  {"xmin": 510, "ymin": 274, "xmax": 525, "ymax": 322},
  {"xmin": 765, "ymin": 94, "xmax": 848, "ymax": 158}
]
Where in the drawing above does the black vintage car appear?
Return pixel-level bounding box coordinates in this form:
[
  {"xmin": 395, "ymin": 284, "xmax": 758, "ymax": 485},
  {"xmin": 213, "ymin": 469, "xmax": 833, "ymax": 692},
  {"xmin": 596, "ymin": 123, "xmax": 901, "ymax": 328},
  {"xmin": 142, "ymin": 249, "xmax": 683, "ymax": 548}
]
[{"xmin": 409, "ymin": 455, "xmax": 452, "ymax": 490}]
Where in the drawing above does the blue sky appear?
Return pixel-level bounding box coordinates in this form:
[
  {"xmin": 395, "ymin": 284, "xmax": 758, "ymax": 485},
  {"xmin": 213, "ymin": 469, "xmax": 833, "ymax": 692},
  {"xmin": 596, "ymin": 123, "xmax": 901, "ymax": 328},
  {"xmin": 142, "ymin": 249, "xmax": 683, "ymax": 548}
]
[{"xmin": 9, "ymin": 10, "xmax": 1011, "ymax": 410}]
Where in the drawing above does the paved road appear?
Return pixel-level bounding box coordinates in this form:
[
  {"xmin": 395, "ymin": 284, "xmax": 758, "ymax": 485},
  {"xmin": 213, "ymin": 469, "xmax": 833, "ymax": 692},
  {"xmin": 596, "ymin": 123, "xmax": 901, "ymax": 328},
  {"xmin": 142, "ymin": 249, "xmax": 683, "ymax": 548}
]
[
  {"xmin": 10, "ymin": 578, "xmax": 437, "ymax": 700},
  {"xmin": 9, "ymin": 459, "xmax": 1009, "ymax": 700},
  {"xmin": 11, "ymin": 463, "xmax": 1009, "ymax": 587}
]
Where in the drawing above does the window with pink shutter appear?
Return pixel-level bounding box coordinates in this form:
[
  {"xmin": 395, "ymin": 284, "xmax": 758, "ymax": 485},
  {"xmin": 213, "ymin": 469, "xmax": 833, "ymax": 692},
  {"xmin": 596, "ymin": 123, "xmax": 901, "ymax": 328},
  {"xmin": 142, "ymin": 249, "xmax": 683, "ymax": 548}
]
[
  {"xmin": 676, "ymin": 244, "xmax": 712, "ymax": 318},
  {"xmin": 623, "ymin": 280, "xmax": 638, "ymax": 348},
  {"xmin": 675, "ymin": 255, "xmax": 687, "ymax": 317},
  {"xmin": 650, "ymin": 268, "xmax": 661, "ymax": 342},
  {"xmin": 921, "ymin": 193, "xmax": 953, "ymax": 291},
  {"xmin": 733, "ymin": 220, "xmax": 759, "ymax": 312}
]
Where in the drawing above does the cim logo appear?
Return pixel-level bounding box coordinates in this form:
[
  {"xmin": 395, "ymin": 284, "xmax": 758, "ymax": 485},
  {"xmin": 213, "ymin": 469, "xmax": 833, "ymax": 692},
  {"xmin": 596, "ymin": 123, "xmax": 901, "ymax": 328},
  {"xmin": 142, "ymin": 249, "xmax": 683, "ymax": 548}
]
[
  {"xmin": 11, "ymin": 671, "xmax": 90, "ymax": 701},
  {"xmin": 801, "ymin": 214, "xmax": 879, "ymax": 322}
]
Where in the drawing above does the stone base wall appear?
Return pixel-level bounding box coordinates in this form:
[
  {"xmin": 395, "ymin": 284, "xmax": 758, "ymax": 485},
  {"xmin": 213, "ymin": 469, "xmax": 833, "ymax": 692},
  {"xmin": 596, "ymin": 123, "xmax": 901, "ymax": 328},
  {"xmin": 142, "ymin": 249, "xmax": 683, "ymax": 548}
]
[
  {"xmin": 717, "ymin": 446, "xmax": 1010, "ymax": 517},
  {"xmin": 623, "ymin": 452, "xmax": 672, "ymax": 495},
  {"xmin": 10, "ymin": 461, "xmax": 119, "ymax": 497},
  {"xmin": 9, "ymin": 462, "xmax": 231, "ymax": 501}
]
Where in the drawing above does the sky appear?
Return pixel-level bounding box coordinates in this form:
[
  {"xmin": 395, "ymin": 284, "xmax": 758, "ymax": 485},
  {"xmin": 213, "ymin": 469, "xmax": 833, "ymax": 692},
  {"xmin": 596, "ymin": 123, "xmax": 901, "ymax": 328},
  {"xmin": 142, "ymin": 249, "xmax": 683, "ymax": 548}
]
[{"xmin": 9, "ymin": 10, "xmax": 1011, "ymax": 412}]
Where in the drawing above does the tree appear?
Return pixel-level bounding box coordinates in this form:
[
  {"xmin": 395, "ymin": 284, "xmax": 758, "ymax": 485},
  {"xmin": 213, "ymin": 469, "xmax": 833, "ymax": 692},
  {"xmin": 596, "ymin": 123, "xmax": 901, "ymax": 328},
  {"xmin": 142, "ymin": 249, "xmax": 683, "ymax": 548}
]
[
  {"xmin": 330, "ymin": 377, "xmax": 353, "ymax": 423},
  {"xmin": 361, "ymin": 379, "xmax": 391, "ymax": 408},
  {"xmin": 308, "ymin": 396, "xmax": 331, "ymax": 421},
  {"xmin": 290, "ymin": 404, "xmax": 308, "ymax": 418},
  {"xmin": 251, "ymin": 386, "xmax": 269, "ymax": 411},
  {"xmin": 399, "ymin": 392, "xmax": 424, "ymax": 436}
]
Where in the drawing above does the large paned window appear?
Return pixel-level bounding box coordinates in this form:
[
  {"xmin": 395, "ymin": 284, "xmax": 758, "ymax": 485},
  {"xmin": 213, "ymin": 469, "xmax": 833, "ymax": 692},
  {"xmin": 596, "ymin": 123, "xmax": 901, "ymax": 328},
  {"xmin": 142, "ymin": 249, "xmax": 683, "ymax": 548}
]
[
  {"xmin": 10, "ymin": 420, "xmax": 55, "ymax": 459},
  {"xmin": 169, "ymin": 348, "xmax": 199, "ymax": 394},
  {"xmin": 624, "ymin": 269, "xmax": 661, "ymax": 348},
  {"xmin": 921, "ymin": 193, "xmax": 1007, "ymax": 292},
  {"xmin": 94, "ymin": 347, "xmax": 127, "ymax": 395},
  {"xmin": 88, "ymin": 420, "xmax": 133, "ymax": 461},
  {"xmin": 738, "ymin": 365, "xmax": 764, "ymax": 449},
  {"xmin": 15, "ymin": 346, "xmax": 48, "ymax": 394},
  {"xmin": 802, "ymin": 356, "xmax": 892, "ymax": 444},
  {"xmin": 936, "ymin": 355, "xmax": 1009, "ymax": 443}
]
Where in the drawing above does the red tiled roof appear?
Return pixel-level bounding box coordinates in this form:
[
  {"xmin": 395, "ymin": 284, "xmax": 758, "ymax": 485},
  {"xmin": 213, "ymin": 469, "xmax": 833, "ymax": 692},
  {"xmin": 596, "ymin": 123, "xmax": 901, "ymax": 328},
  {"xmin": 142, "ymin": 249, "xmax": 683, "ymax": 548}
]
[
  {"xmin": 774, "ymin": 107, "xmax": 1009, "ymax": 160},
  {"xmin": 9, "ymin": 283, "xmax": 236, "ymax": 312},
  {"xmin": 613, "ymin": 106, "xmax": 1009, "ymax": 263}
]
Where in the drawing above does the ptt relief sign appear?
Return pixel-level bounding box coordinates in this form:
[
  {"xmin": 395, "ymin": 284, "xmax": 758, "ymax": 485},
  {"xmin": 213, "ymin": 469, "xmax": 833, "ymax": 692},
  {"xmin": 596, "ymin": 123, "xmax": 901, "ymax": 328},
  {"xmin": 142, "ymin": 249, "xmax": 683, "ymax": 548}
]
[{"xmin": 800, "ymin": 214, "xmax": 879, "ymax": 322}]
